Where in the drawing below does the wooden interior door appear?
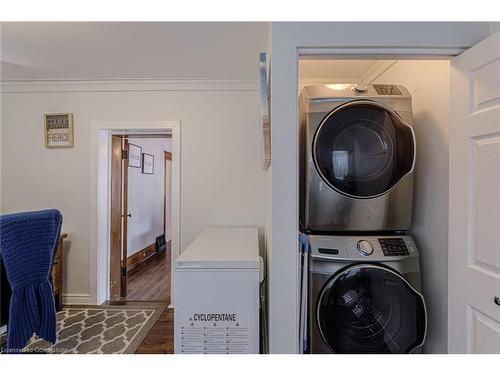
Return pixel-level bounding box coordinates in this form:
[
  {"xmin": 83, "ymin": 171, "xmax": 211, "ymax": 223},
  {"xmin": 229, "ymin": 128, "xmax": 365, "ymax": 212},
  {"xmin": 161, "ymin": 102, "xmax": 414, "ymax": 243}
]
[
  {"xmin": 110, "ymin": 135, "xmax": 123, "ymax": 301},
  {"xmin": 448, "ymin": 31, "xmax": 500, "ymax": 353},
  {"xmin": 164, "ymin": 151, "xmax": 172, "ymax": 237},
  {"xmin": 110, "ymin": 136, "xmax": 130, "ymax": 302},
  {"xmin": 121, "ymin": 138, "xmax": 130, "ymax": 298}
]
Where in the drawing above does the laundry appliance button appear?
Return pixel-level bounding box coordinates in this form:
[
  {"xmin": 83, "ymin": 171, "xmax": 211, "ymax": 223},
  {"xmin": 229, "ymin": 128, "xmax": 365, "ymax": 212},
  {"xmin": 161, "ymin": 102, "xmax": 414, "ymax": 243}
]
[
  {"xmin": 352, "ymin": 84, "xmax": 368, "ymax": 94},
  {"xmin": 356, "ymin": 240, "xmax": 374, "ymax": 256}
]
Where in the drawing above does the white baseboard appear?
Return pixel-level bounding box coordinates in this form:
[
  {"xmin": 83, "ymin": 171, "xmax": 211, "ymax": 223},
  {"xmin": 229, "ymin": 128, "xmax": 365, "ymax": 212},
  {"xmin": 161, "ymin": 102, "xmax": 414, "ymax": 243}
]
[{"xmin": 63, "ymin": 293, "xmax": 93, "ymax": 305}]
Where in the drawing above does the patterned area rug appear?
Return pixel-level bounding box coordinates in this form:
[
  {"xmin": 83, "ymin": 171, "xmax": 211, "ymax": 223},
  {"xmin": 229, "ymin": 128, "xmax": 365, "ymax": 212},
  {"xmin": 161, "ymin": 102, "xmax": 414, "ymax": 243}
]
[{"xmin": 24, "ymin": 303, "xmax": 166, "ymax": 354}]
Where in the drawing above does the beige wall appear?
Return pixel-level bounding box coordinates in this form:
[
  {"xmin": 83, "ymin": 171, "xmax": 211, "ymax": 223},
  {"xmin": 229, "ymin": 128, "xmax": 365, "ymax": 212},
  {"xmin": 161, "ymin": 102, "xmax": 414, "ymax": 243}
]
[
  {"xmin": 0, "ymin": 85, "xmax": 266, "ymax": 304},
  {"xmin": 374, "ymin": 60, "xmax": 451, "ymax": 353}
]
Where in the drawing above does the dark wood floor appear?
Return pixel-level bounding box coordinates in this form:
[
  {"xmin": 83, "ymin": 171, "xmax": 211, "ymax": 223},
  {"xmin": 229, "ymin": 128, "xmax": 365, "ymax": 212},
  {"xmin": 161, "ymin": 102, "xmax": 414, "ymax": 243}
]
[
  {"xmin": 127, "ymin": 249, "xmax": 171, "ymax": 302},
  {"xmin": 126, "ymin": 249, "xmax": 173, "ymax": 353},
  {"xmin": 135, "ymin": 307, "xmax": 174, "ymax": 354}
]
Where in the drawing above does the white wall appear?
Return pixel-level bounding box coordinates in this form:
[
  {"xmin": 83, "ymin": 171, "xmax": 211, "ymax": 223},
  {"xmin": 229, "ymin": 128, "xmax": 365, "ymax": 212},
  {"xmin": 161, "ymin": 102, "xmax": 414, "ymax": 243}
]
[
  {"xmin": 268, "ymin": 22, "xmax": 491, "ymax": 353},
  {"xmin": 374, "ymin": 60, "xmax": 450, "ymax": 353},
  {"xmin": 0, "ymin": 83, "xmax": 266, "ymax": 304},
  {"xmin": 127, "ymin": 137, "xmax": 171, "ymax": 255}
]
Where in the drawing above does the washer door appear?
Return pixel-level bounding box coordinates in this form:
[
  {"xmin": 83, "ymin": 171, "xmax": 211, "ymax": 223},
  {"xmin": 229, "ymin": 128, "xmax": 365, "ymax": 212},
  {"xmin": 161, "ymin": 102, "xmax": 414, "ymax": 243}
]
[
  {"xmin": 317, "ymin": 264, "xmax": 426, "ymax": 354},
  {"xmin": 313, "ymin": 100, "xmax": 415, "ymax": 198}
]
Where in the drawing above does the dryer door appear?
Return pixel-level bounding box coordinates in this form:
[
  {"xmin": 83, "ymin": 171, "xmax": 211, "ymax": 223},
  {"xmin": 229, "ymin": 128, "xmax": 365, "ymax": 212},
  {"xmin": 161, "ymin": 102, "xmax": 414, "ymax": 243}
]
[
  {"xmin": 317, "ymin": 264, "xmax": 426, "ymax": 354},
  {"xmin": 313, "ymin": 100, "xmax": 415, "ymax": 198}
]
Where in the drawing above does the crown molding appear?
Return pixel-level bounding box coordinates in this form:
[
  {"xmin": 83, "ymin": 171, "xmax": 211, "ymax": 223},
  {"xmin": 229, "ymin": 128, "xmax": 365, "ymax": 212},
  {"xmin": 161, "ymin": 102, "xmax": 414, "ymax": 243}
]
[{"xmin": 1, "ymin": 78, "xmax": 259, "ymax": 93}]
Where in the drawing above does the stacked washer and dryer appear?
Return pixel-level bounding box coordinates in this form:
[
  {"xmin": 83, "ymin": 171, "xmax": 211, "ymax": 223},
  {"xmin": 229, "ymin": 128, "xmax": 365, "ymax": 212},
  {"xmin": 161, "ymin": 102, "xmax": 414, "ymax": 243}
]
[{"xmin": 299, "ymin": 84, "xmax": 427, "ymax": 354}]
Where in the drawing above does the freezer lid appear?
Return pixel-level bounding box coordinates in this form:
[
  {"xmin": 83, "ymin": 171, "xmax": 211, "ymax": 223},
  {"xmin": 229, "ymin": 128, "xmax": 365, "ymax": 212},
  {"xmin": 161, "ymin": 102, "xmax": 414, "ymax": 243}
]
[{"xmin": 174, "ymin": 227, "xmax": 260, "ymax": 269}]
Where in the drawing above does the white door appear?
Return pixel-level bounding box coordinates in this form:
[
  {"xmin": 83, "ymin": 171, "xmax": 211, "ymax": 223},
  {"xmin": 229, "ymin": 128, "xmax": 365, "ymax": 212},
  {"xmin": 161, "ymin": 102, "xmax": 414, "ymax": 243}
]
[{"xmin": 449, "ymin": 31, "xmax": 500, "ymax": 354}]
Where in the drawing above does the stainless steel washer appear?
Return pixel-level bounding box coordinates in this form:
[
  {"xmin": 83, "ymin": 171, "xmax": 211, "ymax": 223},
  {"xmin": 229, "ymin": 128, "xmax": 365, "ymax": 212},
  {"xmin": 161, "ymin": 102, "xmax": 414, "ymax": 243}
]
[
  {"xmin": 308, "ymin": 234, "xmax": 427, "ymax": 354},
  {"xmin": 299, "ymin": 84, "xmax": 416, "ymax": 232}
]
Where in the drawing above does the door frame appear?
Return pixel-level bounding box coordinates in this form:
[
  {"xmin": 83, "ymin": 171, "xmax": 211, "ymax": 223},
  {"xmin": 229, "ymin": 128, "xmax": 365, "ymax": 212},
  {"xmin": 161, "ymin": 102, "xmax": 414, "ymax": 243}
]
[
  {"xmin": 270, "ymin": 45, "xmax": 470, "ymax": 353},
  {"xmin": 90, "ymin": 121, "xmax": 181, "ymax": 306}
]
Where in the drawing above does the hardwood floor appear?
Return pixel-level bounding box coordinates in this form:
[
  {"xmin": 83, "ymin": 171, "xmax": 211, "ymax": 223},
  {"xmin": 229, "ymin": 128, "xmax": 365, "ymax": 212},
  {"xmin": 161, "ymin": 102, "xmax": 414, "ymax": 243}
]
[
  {"xmin": 127, "ymin": 249, "xmax": 171, "ymax": 302},
  {"xmin": 126, "ymin": 248, "xmax": 174, "ymax": 353},
  {"xmin": 135, "ymin": 307, "xmax": 174, "ymax": 354}
]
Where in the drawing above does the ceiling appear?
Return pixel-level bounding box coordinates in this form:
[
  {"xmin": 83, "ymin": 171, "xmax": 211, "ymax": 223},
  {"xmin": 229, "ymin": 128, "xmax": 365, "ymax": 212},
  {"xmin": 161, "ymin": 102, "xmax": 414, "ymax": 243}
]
[{"xmin": 0, "ymin": 22, "xmax": 268, "ymax": 81}]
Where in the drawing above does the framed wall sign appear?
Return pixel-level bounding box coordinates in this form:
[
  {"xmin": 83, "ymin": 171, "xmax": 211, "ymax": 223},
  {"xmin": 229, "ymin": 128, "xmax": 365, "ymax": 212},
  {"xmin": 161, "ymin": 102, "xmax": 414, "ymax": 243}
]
[
  {"xmin": 128, "ymin": 143, "xmax": 142, "ymax": 168},
  {"xmin": 142, "ymin": 153, "xmax": 154, "ymax": 175},
  {"xmin": 44, "ymin": 113, "xmax": 74, "ymax": 148}
]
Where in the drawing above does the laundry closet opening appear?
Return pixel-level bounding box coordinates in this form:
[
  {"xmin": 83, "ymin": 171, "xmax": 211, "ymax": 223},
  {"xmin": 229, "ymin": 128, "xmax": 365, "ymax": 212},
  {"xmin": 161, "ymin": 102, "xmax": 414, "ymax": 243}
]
[{"xmin": 298, "ymin": 58, "xmax": 451, "ymax": 353}]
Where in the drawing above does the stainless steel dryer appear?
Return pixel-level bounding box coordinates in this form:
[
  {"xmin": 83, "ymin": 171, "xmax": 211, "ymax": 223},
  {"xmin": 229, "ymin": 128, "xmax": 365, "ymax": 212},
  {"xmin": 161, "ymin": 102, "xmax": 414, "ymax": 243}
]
[
  {"xmin": 299, "ymin": 84, "xmax": 416, "ymax": 232},
  {"xmin": 308, "ymin": 234, "xmax": 427, "ymax": 354}
]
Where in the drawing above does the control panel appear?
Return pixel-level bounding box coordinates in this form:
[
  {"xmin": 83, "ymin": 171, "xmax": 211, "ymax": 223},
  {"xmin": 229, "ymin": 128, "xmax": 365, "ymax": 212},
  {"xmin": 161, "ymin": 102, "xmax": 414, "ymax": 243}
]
[
  {"xmin": 373, "ymin": 84, "xmax": 402, "ymax": 96},
  {"xmin": 309, "ymin": 234, "xmax": 418, "ymax": 262},
  {"xmin": 379, "ymin": 238, "xmax": 410, "ymax": 256}
]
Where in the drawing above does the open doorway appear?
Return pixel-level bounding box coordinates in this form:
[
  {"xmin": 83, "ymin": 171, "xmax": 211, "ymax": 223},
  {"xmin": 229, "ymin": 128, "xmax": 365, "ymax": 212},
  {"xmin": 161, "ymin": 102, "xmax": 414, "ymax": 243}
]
[{"xmin": 109, "ymin": 134, "xmax": 173, "ymax": 304}]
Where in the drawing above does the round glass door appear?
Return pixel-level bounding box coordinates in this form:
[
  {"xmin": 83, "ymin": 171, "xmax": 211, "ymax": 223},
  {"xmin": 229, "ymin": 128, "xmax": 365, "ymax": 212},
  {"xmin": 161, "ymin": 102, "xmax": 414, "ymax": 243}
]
[
  {"xmin": 313, "ymin": 100, "xmax": 415, "ymax": 198},
  {"xmin": 317, "ymin": 264, "xmax": 426, "ymax": 354}
]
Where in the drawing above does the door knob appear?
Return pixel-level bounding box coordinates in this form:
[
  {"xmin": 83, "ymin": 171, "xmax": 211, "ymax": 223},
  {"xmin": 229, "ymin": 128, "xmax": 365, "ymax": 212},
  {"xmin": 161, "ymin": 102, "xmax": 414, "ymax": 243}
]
[
  {"xmin": 495, "ymin": 296, "xmax": 500, "ymax": 307},
  {"xmin": 121, "ymin": 213, "xmax": 132, "ymax": 218}
]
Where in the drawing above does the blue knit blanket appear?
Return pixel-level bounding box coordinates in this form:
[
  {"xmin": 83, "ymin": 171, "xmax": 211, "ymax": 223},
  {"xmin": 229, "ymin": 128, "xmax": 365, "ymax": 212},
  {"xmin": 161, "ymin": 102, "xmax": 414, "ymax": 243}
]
[{"xmin": 0, "ymin": 209, "xmax": 62, "ymax": 351}]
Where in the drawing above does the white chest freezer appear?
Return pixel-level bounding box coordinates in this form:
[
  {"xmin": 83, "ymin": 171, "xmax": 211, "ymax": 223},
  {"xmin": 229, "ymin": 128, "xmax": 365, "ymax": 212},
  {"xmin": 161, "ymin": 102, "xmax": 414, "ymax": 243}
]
[{"xmin": 173, "ymin": 227, "xmax": 260, "ymax": 354}]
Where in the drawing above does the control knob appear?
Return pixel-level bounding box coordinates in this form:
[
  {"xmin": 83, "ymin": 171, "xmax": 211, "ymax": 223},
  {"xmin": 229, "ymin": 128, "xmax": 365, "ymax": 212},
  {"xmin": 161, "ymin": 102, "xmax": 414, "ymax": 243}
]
[
  {"xmin": 352, "ymin": 84, "xmax": 368, "ymax": 94},
  {"xmin": 356, "ymin": 240, "xmax": 374, "ymax": 256}
]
